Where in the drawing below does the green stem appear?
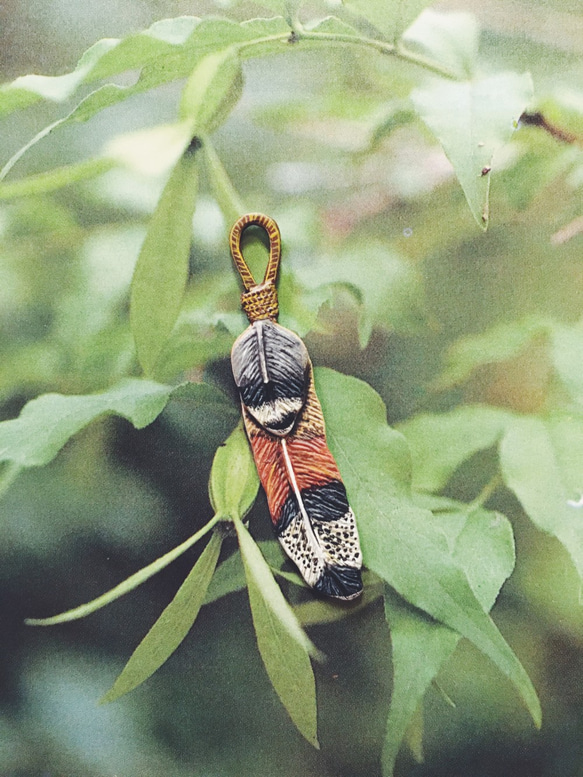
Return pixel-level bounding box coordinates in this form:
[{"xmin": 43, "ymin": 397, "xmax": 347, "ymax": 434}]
[
  {"xmin": 202, "ymin": 137, "xmax": 246, "ymax": 223},
  {"xmin": 0, "ymin": 157, "xmax": 115, "ymax": 199},
  {"xmin": 25, "ymin": 513, "xmax": 223, "ymax": 626},
  {"xmin": 232, "ymin": 22, "xmax": 460, "ymax": 80},
  {"xmin": 467, "ymin": 473, "xmax": 503, "ymax": 513},
  {"xmin": 236, "ymin": 28, "xmax": 458, "ymax": 81}
]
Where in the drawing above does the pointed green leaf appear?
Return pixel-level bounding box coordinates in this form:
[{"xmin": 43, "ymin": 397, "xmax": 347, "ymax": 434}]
[
  {"xmin": 130, "ymin": 147, "xmax": 198, "ymax": 376},
  {"xmin": 180, "ymin": 48, "xmax": 243, "ymax": 133},
  {"xmin": 342, "ymin": 0, "xmax": 432, "ymax": 43},
  {"xmin": 0, "ymin": 18, "xmax": 199, "ymax": 118},
  {"xmin": 398, "ymin": 405, "xmax": 512, "ymax": 492},
  {"xmin": 1, "ymin": 16, "xmax": 290, "ymax": 175},
  {"xmin": 0, "ymin": 158, "xmax": 114, "ymax": 199},
  {"xmin": 383, "ymin": 589, "xmax": 458, "ymax": 776},
  {"xmin": 0, "ymin": 379, "xmax": 173, "ymax": 468},
  {"xmin": 500, "ymin": 414, "xmax": 583, "ymax": 582},
  {"xmin": 204, "ymin": 549, "xmax": 247, "ymax": 605},
  {"xmin": 234, "ymin": 516, "xmax": 319, "ymax": 747},
  {"xmin": 209, "ymin": 422, "xmax": 260, "ymax": 520},
  {"xmin": 383, "ymin": 504, "xmax": 515, "ymax": 775},
  {"xmin": 402, "ymin": 9, "xmax": 479, "ymax": 80},
  {"xmin": 204, "ymin": 541, "xmax": 295, "ymax": 605},
  {"xmin": 412, "ymin": 72, "xmax": 533, "ymax": 228},
  {"xmin": 101, "ymin": 531, "xmax": 223, "ymax": 704},
  {"xmin": 316, "ymin": 368, "xmax": 540, "ymax": 726},
  {"xmin": 0, "ymin": 380, "xmax": 230, "ymax": 472}
]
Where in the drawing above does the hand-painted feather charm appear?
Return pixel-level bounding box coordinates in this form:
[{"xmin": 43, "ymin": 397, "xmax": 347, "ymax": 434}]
[{"xmin": 230, "ymin": 213, "xmax": 363, "ymax": 600}]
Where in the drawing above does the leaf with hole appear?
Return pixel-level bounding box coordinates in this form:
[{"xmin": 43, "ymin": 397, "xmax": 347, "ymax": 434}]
[{"xmin": 411, "ymin": 71, "xmax": 533, "ymax": 228}]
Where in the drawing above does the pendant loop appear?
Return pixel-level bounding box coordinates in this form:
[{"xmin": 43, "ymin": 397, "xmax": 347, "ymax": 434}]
[{"xmin": 229, "ymin": 213, "xmax": 281, "ymax": 291}]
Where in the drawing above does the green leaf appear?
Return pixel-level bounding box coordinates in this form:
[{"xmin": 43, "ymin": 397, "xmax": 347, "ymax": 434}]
[
  {"xmin": 398, "ymin": 405, "xmax": 512, "ymax": 492},
  {"xmin": 342, "ymin": 0, "xmax": 432, "ymax": 43},
  {"xmin": 411, "ymin": 72, "xmax": 533, "ymax": 228},
  {"xmin": 105, "ymin": 121, "xmax": 198, "ymax": 177},
  {"xmin": 316, "ymin": 368, "xmax": 540, "ymax": 726},
  {"xmin": 204, "ymin": 541, "xmax": 296, "ymax": 605},
  {"xmin": 433, "ymin": 315, "xmax": 553, "ymax": 390},
  {"xmin": 500, "ymin": 414, "xmax": 583, "ymax": 583},
  {"xmin": 101, "ymin": 531, "xmax": 223, "ymax": 704},
  {"xmin": 1, "ymin": 17, "xmax": 290, "ymax": 175},
  {"xmin": 130, "ymin": 147, "xmax": 198, "ymax": 376},
  {"xmin": 0, "ymin": 158, "xmax": 114, "ymax": 200},
  {"xmin": 179, "ymin": 47, "xmax": 243, "ymax": 133},
  {"xmin": 302, "ymin": 244, "xmax": 427, "ymax": 348},
  {"xmin": 0, "ymin": 379, "xmax": 230, "ymax": 472},
  {"xmin": 204, "ymin": 549, "xmax": 247, "ymax": 605},
  {"xmin": 0, "ymin": 379, "xmax": 173, "ymax": 468},
  {"xmin": 209, "ymin": 422, "xmax": 260, "ymax": 520},
  {"xmin": 383, "ymin": 589, "xmax": 458, "ymax": 776},
  {"xmin": 402, "ymin": 9, "xmax": 479, "ymax": 80},
  {"xmin": 234, "ymin": 516, "xmax": 319, "ymax": 747},
  {"xmin": 383, "ymin": 504, "xmax": 515, "ymax": 775}
]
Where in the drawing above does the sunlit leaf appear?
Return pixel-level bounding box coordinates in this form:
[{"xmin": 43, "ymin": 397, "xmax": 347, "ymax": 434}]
[
  {"xmin": 101, "ymin": 531, "xmax": 223, "ymax": 703},
  {"xmin": 500, "ymin": 414, "xmax": 583, "ymax": 583},
  {"xmin": 412, "ymin": 72, "xmax": 533, "ymax": 228},
  {"xmin": 234, "ymin": 516, "xmax": 319, "ymax": 747},
  {"xmin": 179, "ymin": 47, "xmax": 243, "ymax": 133},
  {"xmin": 209, "ymin": 422, "xmax": 260, "ymax": 520},
  {"xmin": 0, "ymin": 380, "xmax": 229, "ymax": 469},
  {"xmin": 316, "ymin": 368, "xmax": 540, "ymax": 726},
  {"xmin": 130, "ymin": 147, "xmax": 198, "ymax": 376},
  {"xmin": 0, "ymin": 16, "xmax": 291, "ymax": 175},
  {"xmin": 106, "ymin": 122, "xmax": 197, "ymax": 177},
  {"xmin": 398, "ymin": 405, "xmax": 512, "ymax": 492},
  {"xmin": 402, "ymin": 9, "xmax": 479, "ymax": 80}
]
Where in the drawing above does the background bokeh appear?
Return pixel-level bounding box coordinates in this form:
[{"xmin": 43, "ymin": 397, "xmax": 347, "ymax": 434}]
[{"xmin": 1, "ymin": 1, "xmax": 582, "ymax": 775}]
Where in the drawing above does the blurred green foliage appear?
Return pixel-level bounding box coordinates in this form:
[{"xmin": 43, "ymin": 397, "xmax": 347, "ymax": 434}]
[{"xmin": 1, "ymin": 1, "xmax": 583, "ymax": 775}]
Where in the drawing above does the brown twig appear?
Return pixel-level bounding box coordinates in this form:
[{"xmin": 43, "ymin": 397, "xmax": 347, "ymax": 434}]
[{"xmin": 520, "ymin": 111, "xmax": 583, "ymax": 146}]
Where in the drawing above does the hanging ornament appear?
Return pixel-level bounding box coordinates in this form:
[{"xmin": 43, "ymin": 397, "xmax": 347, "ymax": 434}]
[{"xmin": 230, "ymin": 213, "xmax": 363, "ymax": 600}]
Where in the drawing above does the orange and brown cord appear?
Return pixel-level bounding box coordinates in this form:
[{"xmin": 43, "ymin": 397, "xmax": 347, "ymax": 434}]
[{"xmin": 229, "ymin": 213, "xmax": 281, "ymax": 323}]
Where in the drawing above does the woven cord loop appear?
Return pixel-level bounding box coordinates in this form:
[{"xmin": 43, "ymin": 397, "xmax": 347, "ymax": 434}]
[{"xmin": 229, "ymin": 213, "xmax": 281, "ymax": 322}]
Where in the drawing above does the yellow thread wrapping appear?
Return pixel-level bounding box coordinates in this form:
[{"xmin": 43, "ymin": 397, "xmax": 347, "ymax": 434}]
[{"xmin": 241, "ymin": 283, "xmax": 279, "ymax": 322}]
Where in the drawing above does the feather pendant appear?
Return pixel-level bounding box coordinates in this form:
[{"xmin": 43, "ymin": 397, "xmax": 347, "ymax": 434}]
[{"xmin": 230, "ymin": 215, "xmax": 363, "ymax": 601}]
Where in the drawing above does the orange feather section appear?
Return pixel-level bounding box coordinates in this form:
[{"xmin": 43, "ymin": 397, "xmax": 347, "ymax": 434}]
[{"xmin": 246, "ymin": 428, "xmax": 341, "ymax": 526}]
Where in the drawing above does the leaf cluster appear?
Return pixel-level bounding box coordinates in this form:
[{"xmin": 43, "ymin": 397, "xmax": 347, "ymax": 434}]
[{"xmin": 1, "ymin": 1, "xmax": 582, "ymax": 774}]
